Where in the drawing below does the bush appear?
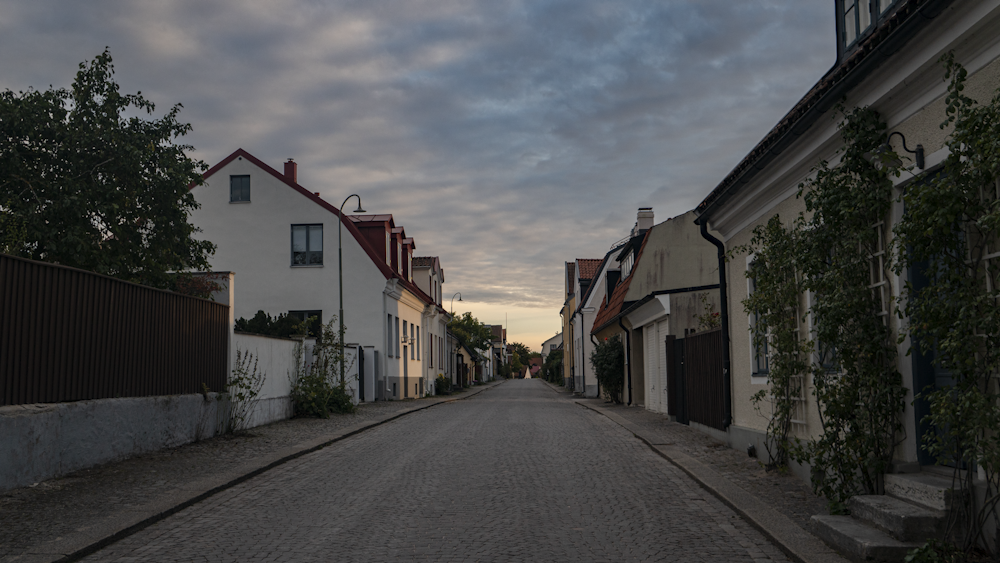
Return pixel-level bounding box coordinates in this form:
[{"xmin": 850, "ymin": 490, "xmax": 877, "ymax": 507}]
[
  {"xmin": 236, "ymin": 310, "xmax": 319, "ymax": 338},
  {"xmin": 435, "ymin": 375, "xmax": 452, "ymax": 395},
  {"xmin": 288, "ymin": 318, "xmax": 356, "ymax": 417},
  {"xmin": 591, "ymin": 335, "xmax": 624, "ymax": 403}
]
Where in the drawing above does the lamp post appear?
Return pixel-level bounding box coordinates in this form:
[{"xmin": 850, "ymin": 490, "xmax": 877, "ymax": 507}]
[
  {"xmin": 339, "ymin": 194, "xmax": 365, "ymax": 385},
  {"xmin": 450, "ymin": 292, "xmax": 462, "ymax": 315}
]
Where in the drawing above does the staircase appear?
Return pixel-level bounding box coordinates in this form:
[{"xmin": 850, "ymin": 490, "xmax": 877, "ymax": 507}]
[{"xmin": 811, "ymin": 471, "xmax": 956, "ymax": 562}]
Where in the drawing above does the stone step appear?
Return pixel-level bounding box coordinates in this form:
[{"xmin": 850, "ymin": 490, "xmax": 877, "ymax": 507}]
[
  {"xmin": 884, "ymin": 472, "xmax": 958, "ymax": 512},
  {"xmin": 848, "ymin": 495, "xmax": 946, "ymax": 542},
  {"xmin": 812, "ymin": 515, "xmax": 922, "ymax": 563}
]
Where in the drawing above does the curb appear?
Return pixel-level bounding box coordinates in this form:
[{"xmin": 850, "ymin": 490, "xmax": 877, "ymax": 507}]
[
  {"xmin": 24, "ymin": 382, "xmax": 502, "ymax": 563},
  {"xmin": 574, "ymin": 400, "xmax": 849, "ymax": 563}
]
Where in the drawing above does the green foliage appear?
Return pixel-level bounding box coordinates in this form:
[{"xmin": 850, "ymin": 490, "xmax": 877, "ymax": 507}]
[
  {"xmin": 0, "ymin": 49, "xmax": 214, "ymax": 289},
  {"xmin": 893, "ymin": 53, "xmax": 1000, "ymax": 556},
  {"xmin": 734, "ymin": 215, "xmax": 811, "ymax": 469},
  {"xmin": 733, "ymin": 106, "xmax": 906, "ymax": 500},
  {"xmin": 236, "ymin": 310, "xmax": 317, "ymax": 338},
  {"xmin": 448, "ymin": 312, "xmax": 493, "ymax": 352},
  {"xmin": 509, "ymin": 342, "xmax": 532, "ymax": 366},
  {"xmin": 288, "ymin": 318, "xmax": 356, "ymax": 417},
  {"xmin": 792, "ymin": 106, "xmax": 906, "ymax": 504},
  {"xmin": 591, "ymin": 335, "xmax": 624, "ymax": 403},
  {"xmin": 904, "ymin": 540, "xmax": 962, "ymax": 563},
  {"xmin": 543, "ymin": 349, "xmax": 564, "ymax": 384},
  {"xmin": 694, "ymin": 291, "xmax": 721, "ymax": 332},
  {"xmin": 226, "ymin": 348, "xmax": 265, "ymax": 434},
  {"xmin": 435, "ymin": 374, "xmax": 452, "ymax": 395}
]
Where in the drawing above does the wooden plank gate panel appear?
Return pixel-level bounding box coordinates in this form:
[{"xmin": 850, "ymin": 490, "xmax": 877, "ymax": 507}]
[{"xmin": 684, "ymin": 328, "xmax": 725, "ymax": 430}]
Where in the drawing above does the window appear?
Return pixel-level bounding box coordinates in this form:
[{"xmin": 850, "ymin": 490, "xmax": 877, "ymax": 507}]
[
  {"xmin": 288, "ymin": 310, "xmax": 322, "ymax": 336},
  {"xmin": 869, "ymin": 220, "xmax": 890, "ymax": 323},
  {"xmin": 385, "ymin": 232, "xmax": 391, "ymax": 267},
  {"xmin": 430, "ymin": 334, "xmax": 434, "ymax": 367},
  {"xmin": 747, "ymin": 262, "xmax": 769, "ymax": 376},
  {"xmin": 230, "ymin": 175, "xmax": 250, "ymax": 202},
  {"xmin": 843, "ymin": 0, "xmax": 894, "ymax": 48},
  {"xmin": 403, "ymin": 320, "xmax": 408, "ymax": 358},
  {"xmin": 410, "ymin": 323, "xmax": 415, "ymax": 359},
  {"xmin": 621, "ymin": 252, "xmax": 635, "ymax": 278},
  {"xmin": 416, "ymin": 326, "xmax": 420, "ymax": 360},
  {"xmin": 387, "ymin": 315, "xmax": 394, "ymax": 358},
  {"xmin": 291, "ymin": 224, "xmax": 323, "ymax": 265}
]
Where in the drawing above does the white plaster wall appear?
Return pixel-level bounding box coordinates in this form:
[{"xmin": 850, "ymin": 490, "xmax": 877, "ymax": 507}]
[{"xmin": 190, "ymin": 156, "xmax": 387, "ymax": 392}]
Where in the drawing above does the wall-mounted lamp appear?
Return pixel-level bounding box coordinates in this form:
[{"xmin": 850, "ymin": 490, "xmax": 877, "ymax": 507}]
[{"xmin": 864, "ymin": 131, "xmax": 924, "ymax": 170}]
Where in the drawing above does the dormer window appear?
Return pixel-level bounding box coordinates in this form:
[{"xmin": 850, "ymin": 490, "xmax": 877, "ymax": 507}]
[
  {"xmin": 408, "ymin": 250, "xmax": 412, "ymax": 281},
  {"xmin": 397, "ymin": 243, "xmax": 402, "ymax": 274},
  {"xmin": 841, "ymin": 0, "xmax": 895, "ymax": 49},
  {"xmin": 385, "ymin": 232, "xmax": 391, "ymax": 267},
  {"xmin": 621, "ymin": 252, "xmax": 635, "ymax": 278}
]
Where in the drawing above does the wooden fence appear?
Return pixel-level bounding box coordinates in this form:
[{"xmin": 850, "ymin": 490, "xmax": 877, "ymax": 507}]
[
  {"xmin": 685, "ymin": 328, "xmax": 726, "ymax": 430},
  {"xmin": 0, "ymin": 254, "xmax": 229, "ymax": 406}
]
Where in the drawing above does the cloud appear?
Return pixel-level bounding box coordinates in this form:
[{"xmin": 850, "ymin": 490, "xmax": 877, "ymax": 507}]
[{"xmin": 0, "ymin": 0, "xmax": 834, "ymax": 341}]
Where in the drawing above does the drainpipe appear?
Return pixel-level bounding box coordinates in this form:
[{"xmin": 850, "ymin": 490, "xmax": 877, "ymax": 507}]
[
  {"xmin": 618, "ymin": 318, "xmax": 633, "ymax": 406},
  {"xmin": 698, "ymin": 219, "xmax": 732, "ymax": 429},
  {"xmin": 590, "ymin": 334, "xmax": 601, "ymax": 398}
]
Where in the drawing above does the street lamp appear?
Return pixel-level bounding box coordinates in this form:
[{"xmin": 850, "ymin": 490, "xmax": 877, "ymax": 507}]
[
  {"xmin": 450, "ymin": 292, "xmax": 462, "ymax": 315},
  {"xmin": 339, "ymin": 194, "xmax": 365, "ymax": 385}
]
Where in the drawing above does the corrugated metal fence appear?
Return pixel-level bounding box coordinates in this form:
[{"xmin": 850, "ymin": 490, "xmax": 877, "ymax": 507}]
[
  {"xmin": 684, "ymin": 328, "xmax": 726, "ymax": 430},
  {"xmin": 1, "ymin": 254, "xmax": 229, "ymax": 406}
]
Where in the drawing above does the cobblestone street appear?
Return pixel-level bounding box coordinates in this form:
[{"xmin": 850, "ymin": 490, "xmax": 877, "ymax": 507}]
[{"xmin": 78, "ymin": 380, "xmax": 789, "ymax": 563}]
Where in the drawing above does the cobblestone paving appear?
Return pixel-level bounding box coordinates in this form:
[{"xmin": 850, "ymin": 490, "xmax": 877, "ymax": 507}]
[
  {"xmin": 81, "ymin": 380, "xmax": 789, "ymax": 563},
  {"xmin": 571, "ymin": 395, "xmax": 830, "ymax": 533},
  {"xmin": 0, "ymin": 398, "xmax": 424, "ymax": 559}
]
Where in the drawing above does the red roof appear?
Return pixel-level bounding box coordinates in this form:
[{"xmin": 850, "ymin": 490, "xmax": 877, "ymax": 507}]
[
  {"xmin": 577, "ymin": 258, "xmax": 603, "ymax": 281},
  {"xmin": 591, "ymin": 231, "xmax": 650, "ymax": 334}
]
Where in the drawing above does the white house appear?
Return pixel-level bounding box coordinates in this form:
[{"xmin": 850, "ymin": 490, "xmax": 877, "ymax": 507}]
[
  {"xmin": 189, "ymin": 149, "xmax": 436, "ymax": 402},
  {"xmin": 412, "ymin": 256, "xmax": 451, "ymax": 393}
]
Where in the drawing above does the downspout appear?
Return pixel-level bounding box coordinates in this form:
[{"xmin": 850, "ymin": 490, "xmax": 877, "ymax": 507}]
[
  {"xmin": 618, "ymin": 318, "xmax": 633, "ymax": 406},
  {"xmin": 590, "ymin": 334, "xmax": 601, "ymax": 398},
  {"xmin": 577, "ymin": 312, "xmax": 586, "ymax": 395},
  {"xmin": 698, "ymin": 219, "xmax": 732, "ymax": 429}
]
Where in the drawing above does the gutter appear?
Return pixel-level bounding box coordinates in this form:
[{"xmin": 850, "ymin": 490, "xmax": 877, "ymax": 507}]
[
  {"xmin": 697, "ymin": 220, "xmax": 732, "ymax": 429},
  {"xmin": 590, "ymin": 334, "xmax": 601, "ymax": 399},
  {"xmin": 618, "ymin": 318, "xmax": 633, "ymax": 406}
]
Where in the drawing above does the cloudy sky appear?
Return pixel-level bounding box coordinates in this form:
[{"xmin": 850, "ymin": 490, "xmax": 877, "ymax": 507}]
[{"xmin": 0, "ymin": 1, "xmax": 835, "ymax": 350}]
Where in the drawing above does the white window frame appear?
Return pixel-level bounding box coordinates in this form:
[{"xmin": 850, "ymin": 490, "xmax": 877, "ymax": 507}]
[{"xmin": 746, "ymin": 254, "xmax": 769, "ymax": 385}]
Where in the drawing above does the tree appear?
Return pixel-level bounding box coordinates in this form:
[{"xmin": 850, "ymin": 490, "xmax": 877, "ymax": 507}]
[
  {"xmin": 509, "ymin": 342, "xmax": 532, "ymax": 366},
  {"xmin": 448, "ymin": 312, "xmax": 492, "ymax": 351},
  {"xmin": 542, "ymin": 349, "xmax": 563, "ymax": 383},
  {"xmin": 0, "ymin": 49, "xmax": 214, "ymax": 290}
]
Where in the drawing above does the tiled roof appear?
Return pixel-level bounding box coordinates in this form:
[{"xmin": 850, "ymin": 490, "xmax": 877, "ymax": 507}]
[
  {"xmin": 577, "ymin": 258, "xmax": 602, "ymax": 281},
  {"xmin": 697, "ymin": 0, "xmax": 944, "ymax": 220},
  {"xmin": 412, "ymin": 257, "xmax": 435, "ymax": 268},
  {"xmin": 591, "ymin": 231, "xmax": 650, "ymax": 334}
]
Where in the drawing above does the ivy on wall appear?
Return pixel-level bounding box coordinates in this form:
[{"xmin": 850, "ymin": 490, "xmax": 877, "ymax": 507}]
[{"xmin": 893, "ymin": 54, "xmax": 1000, "ymax": 557}]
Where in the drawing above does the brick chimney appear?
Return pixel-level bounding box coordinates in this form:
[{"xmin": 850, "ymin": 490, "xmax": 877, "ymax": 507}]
[{"xmin": 284, "ymin": 159, "xmax": 297, "ymax": 183}]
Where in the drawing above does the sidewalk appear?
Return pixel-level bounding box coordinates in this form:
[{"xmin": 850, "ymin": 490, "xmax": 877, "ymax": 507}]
[
  {"xmin": 541, "ymin": 380, "xmax": 847, "ymax": 563},
  {"xmin": 0, "ymin": 382, "xmax": 501, "ymax": 563}
]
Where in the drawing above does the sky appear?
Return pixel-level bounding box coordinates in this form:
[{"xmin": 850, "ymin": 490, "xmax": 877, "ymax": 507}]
[{"xmin": 0, "ymin": 1, "xmax": 836, "ymax": 351}]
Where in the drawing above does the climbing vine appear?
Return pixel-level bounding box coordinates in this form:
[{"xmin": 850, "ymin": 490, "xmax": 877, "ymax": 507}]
[
  {"xmin": 734, "ymin": 106, "xmax": 907, "ymax": 508},
  {"xmin": 793, "ymin": 106, "xmax": 906, "ymax": 508},
  {"xmin": 734, "ymin": 215, "xmax": 810, "ymax": 470},
  {"xmin": 893, "ymin": 54, "xmax": 1000, "ymax": 558}
]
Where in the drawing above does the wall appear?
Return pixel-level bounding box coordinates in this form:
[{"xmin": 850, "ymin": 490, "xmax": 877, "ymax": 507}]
[
  {"xmin": 0, "ymin": 394, "xmax": 223, "ymax": 492},
  {"xmin": 232, "ymin": 332, "xmax": 299, "ymax": 428},
  {"xmin": 189, "ymin": 155, "xmax": 388, "ymax": 395}
]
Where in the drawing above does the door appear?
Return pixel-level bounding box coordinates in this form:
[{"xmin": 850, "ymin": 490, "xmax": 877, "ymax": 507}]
[
  {"xmin": 910, "ymin": 259, "xmax": 960, "ymax": 466},
  {"xmin": 403, "ymin": 346, "xmax": 408, "ymax": 397},
  {"xmin": 666, "ymin": 335, "xmax": 688, "ymax": 425}
]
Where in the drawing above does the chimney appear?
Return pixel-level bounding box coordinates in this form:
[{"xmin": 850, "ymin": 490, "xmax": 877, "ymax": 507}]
[
  {"xmin": 284, "ymin": 159, "xmax": 297, "ymax": 183},
  {"xmin": 636, "ymin": 207, "xmax": 654, "ymax": 233}
]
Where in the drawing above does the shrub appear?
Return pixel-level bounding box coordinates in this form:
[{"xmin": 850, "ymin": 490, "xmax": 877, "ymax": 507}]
[
  {"xmin": 591, "ymin": 335, "xmax": 624, "ymax": 403},
  {"xmin": 226, "ymin": 347, "xmax": 265, "ymax": 433},
  {"xmin": 288, "ymin": 318, "xmax": 356, "ymax": 417},
  {"xmin": 435, "ymin": 375, "xmax": 452, "ymax": 395}
]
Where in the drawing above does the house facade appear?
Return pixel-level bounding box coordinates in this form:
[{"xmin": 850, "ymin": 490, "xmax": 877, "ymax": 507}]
[
  {"xmin": 190, "ymin": 149, "xmax": 438, "ymax": 402},
  {"xmin": 695, "ymin": 0, "xmax": 1000, "ymax": 477}
]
